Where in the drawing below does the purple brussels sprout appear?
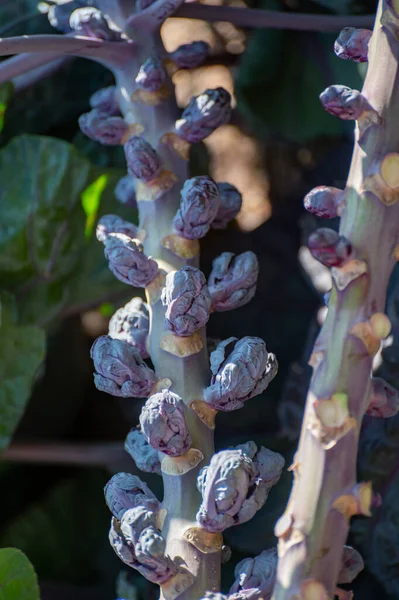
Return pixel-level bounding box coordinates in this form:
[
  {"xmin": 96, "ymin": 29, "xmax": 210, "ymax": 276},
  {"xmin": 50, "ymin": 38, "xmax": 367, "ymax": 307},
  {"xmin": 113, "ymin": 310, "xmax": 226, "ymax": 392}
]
[
  {"xmin": 104, "ymin": 233, "xmax": 158, "ymax": 287},
  {"xmin": 109, "ymin": 505, "xmax": 177, "ymax": 583},
  {"xmin": 135, "ymin": 57, "xmax": 167, "ymax": 92},
  {"xmin": 89, "ymin": 85, "xmax": 120, "ymax": 116},
  {"xmin": 204, "ymin": 337, "xmax": 278, "ymax": 411},
  {"xmin": 78, "ymin": 109, "xmax": 127, "ymax": 145},
  {"xmin": 196, "ymin": 443, "xmax": 284, "ymax": 532},
  {"xmin": 124, "ymin": 136, "xmax": 162, "ymax": 182},
  {"xmin": 366, "ymin": 377, "xmax": 399, "ymax": 418},
  {"xmin": 140, "ymin": 389, "xmax": 191, "ymax": 456},
  {"xmin": 161, "ymin": 266, "xmax": 212, "ymax": 337},
  {"xmin": 208, "ymin": 251, "xmax": 258, "ymax": 312},
  {"xmin": 334, "ymin": 27, "xmax": 372, "ymax": 63},
  {"xmin": 114, "ymin": 174, "xmax": 137, "ymax": 208},
  {"xmin": 169, "ymin": 41, "xmax": 210, "ymax": 69},
  {"xmin": 48, "ymin": 0, "xmax": 87, "ymax": 32},
  {"xmin": 308, "ymin": 228, "xmax": 352, "ymax": 268},
  {"xmin": 303, "ymin": 186, "xmax": 342, "ymax": 219},
  {"xmin": 338, "ymin": 545, "xmax": 364, "ymax": 584},
  {"xmin": 90, "ymin": 335, "xmax": 157, "ymax": 398},
  {"xmin": 319, "ymin": 85, "xmax": 369, "ymax": 120},
  {"xmin": 175, "ymin": 87, "xmax": 232, "ymax": 143},
  {"xmin": 96, "ymin": 215, "xmax": 138, "ymax": 244},
  {"xmin": 104, "ymin": 472, "xmax": 159, "ymax": 520},
  {"xmin": 211, "ymin": 182, "xmax": 242, "ymax": 229},
  {"xmin": 173, "ymin": 176, "xmax": 220, "ymax": 239},
  {"xmin": 229, "ymin": 548, "xmax": 277, "ymax": 600},
  {"xmin": 124, "ymin": 428, "xmax": 162, "ymax": 475},
  {"xmin": 69, "ymin": 7, "xmax": 121, "ymax": 40},
  {"xmin": 109, "ymin": 297, "xmax": 150, "ymax": 359}
]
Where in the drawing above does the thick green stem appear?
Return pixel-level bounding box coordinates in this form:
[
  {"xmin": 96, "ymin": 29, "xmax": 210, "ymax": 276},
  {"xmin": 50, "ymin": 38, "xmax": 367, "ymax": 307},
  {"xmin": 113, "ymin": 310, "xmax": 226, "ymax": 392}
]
[
  {"xmin": 115, "ymin": 31, "xmax": 220, "ymax": 600},
  {"xmin": 272, "ymin": 2, "xmax": 399, "ymax": 598}
]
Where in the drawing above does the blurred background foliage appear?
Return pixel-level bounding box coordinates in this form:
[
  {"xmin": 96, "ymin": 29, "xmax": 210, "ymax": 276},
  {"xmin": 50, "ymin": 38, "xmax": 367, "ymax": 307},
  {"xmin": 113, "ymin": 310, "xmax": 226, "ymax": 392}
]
[{"xmin": 3, "ymin": 0, "xmax": 399, "ymax": 599}]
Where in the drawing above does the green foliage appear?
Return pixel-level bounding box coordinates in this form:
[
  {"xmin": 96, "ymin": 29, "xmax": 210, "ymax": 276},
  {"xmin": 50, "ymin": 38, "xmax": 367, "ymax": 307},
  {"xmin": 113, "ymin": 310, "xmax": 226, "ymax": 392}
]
[
  {"xmin": 0, "ymin": 293, "xmax": 45, "ymax": 452},
  {"xmin": 0, "ymin": 548, "xmax": 40, "ymax": 600},
  {"xmin": 0, "ymin": 134, "xmax": 133, "ymax": 324},
  {"xmin": 0, "ymin": 470, "xmax": 114, "ymax": 584},
  {"xmin": 0, "ymin": 83, "xmax": 13, "ymax": 134}
]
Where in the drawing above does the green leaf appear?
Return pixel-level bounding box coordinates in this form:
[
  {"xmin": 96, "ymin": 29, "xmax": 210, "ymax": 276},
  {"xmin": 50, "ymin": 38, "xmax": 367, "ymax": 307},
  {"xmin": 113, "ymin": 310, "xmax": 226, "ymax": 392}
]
[
  {"xmin": 66, "ymin": 168, "xmax": 137, "ymax": 314},
  {"xmin": 0, "ymin": 293, "xmax": 45, "ymax": 450},
  {"xmin": 0, "ymin": 135, "xmax": 91, "ymax": 286},
  {"xmin": 81, "ymin": 173, "xmax": 109, "ymax": 238},
  {"xmin": 0, "ymin": 470, "xmax": 112, "ymax": 583},
  {"xmin": 0, "ymin": 83, "xmax": 13, "ymax": 135},
  {"xmin": 0, "ymin": 548, "xmax": 40, "ymax": 600}
]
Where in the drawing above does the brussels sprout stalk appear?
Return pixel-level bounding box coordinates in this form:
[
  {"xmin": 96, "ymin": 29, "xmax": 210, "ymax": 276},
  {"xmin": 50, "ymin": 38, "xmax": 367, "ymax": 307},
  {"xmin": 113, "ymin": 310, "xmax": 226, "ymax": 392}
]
[{"xmin": 272, "ymin": 2, "xmax": 399, "ymax": 597}]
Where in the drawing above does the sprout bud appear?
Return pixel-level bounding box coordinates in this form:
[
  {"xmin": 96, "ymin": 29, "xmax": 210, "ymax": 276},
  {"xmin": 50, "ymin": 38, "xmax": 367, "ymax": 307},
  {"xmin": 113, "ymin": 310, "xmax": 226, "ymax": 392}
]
[
  {"xmin": 96, "ymin": 215, "xmax": 138, "ymax": 244},
  {"xmin": 196, "ymin": 443, "xmax": 284, "ymax": 532},
  {"xmin": 303, "ymin": 186, "xmax": 343, "ymax": 219},
  {"xmin": 124, "ymin": 136, "xmax": 162, "ymax": 182},
  {"xmin": 209, "ymin": 251, "xmax": 258, "ymax": 312},
  {"xmin": 211, "ymin": 182, "xmax": 242, "ymax": 229},
  {"xmin": 69, "ymin": 7, "xmax": 121, "ymax": 40},
  {"xmin": 173, "ymin": 176, "xmax": 220, "ymax": 239},
  {"xmin": 169, "ymin": 41, "xmax": 210, "ymax": 69},
  {"xmin": 136, "ymin": 57, "xmax": 167, "ymax": 92},
  {"xmin": 204, "ymin": 337, "xmax": 278, "ymax": 411},
  {"xmin": 161, "ymin": 266, "xmax": 212, "ymax": 337},
  {"xmin": 308, "ymin": 228, "xmax": 352, "ymax": 268},
  {"xmin": 90, "ymin": 335, "xmax": 157, "ymax": 397},
  {"xmin": 89, "ymin": 85, "xmax": 120, "ymax": 116},
  {"xmin": 334, "ymin": 27, "xmax": 372, "ymax": 62},
  {"xmin": 109, "ymin": 297, "xmax": 150, "ymax": 358},
  {"xmin": 176, "ymin": 88, "xmax": 232, "ymax": 143},
  {"xmin": 78, "ymin": 109, "xmax": 127, "ymax": 145},
  {"xmin": 140, "ymin": 389, "xmax": 191, "ymax": 456},
  {"xmin": 104, "ymin": 233, "xmax": 158, "ymax": 287}
]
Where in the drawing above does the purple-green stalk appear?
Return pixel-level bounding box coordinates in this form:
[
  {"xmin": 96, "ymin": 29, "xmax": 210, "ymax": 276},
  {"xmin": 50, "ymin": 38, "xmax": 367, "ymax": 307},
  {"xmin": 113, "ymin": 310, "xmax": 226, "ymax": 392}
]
[
  {"xmin": 272, "ymin": 2, "xmax": 399, "ymax": 598},
  {"xmin": 94, "ymin": 5, "xmax": 225, "ymax": 598}
]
